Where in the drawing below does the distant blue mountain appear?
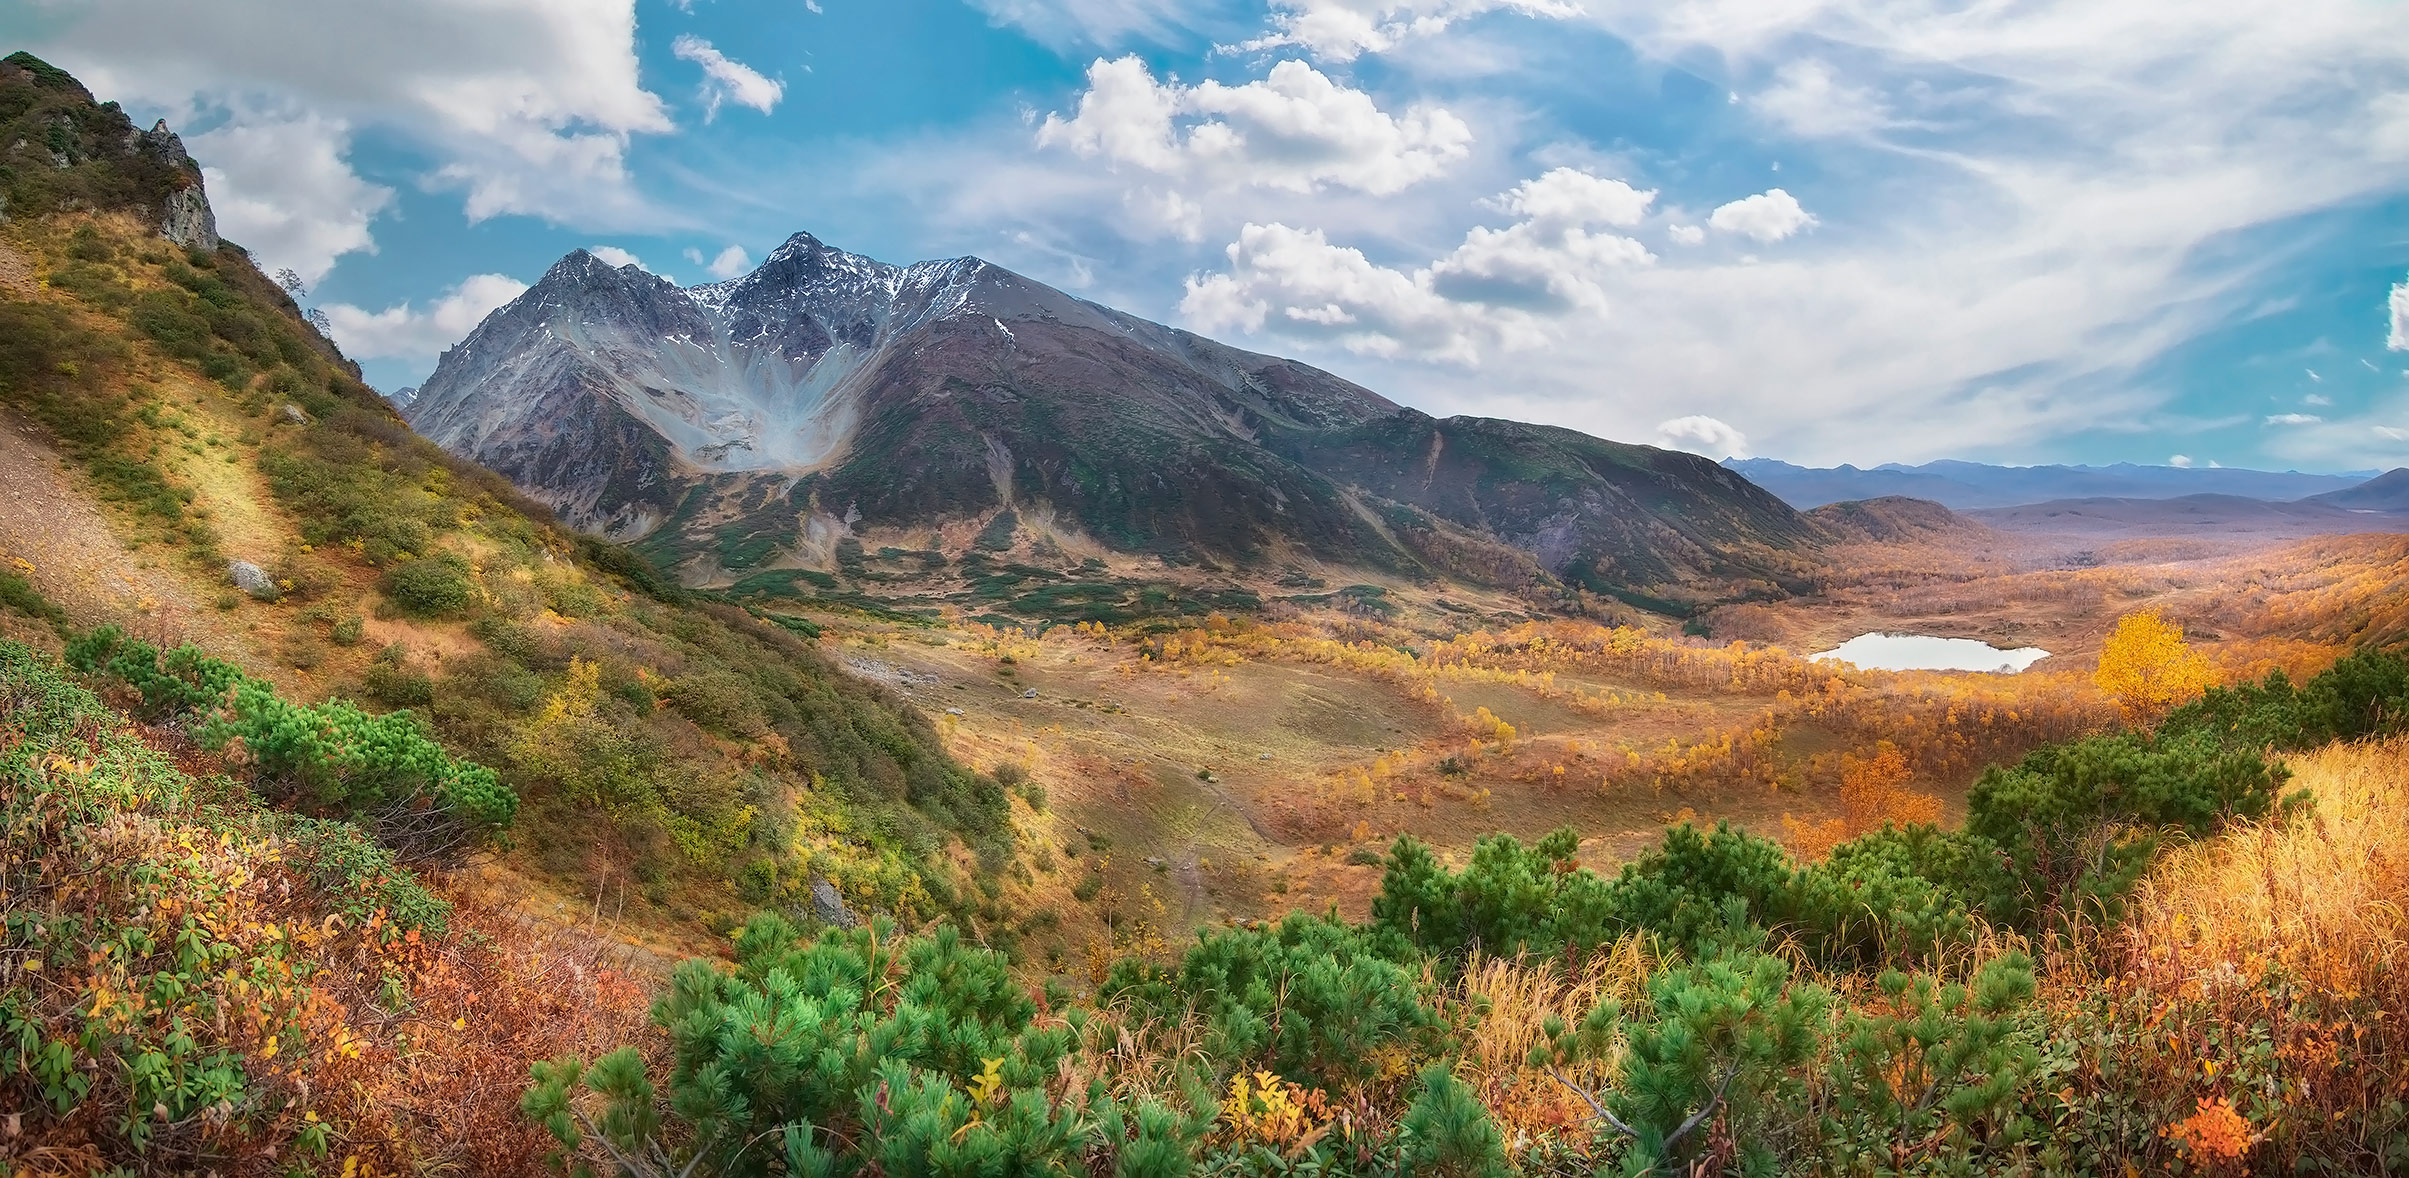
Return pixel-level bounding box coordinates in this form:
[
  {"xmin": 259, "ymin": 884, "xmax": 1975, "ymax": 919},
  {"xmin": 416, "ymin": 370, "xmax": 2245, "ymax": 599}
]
[{"xmin": 1726, "ymin": 458, "xmax": 2377, "ymax": 510}]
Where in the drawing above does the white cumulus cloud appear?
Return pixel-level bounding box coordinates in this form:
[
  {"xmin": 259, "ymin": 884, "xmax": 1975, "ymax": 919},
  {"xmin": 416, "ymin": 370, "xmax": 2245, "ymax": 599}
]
[
  {"xmin": 1485, "ymin": 168, "xmax": 1656, "ymax": 228},
  {"xmin": 1666, "ymin": 223, "xmax": 1705, "ymax": 246},
  {"xmin": 191, "ymin": 109, "xmax": 392, "ymax": 286},
  {"xmin": 1708, "ymin": 188, "xmax": 1816, "ymax": 243},
  {"xmin": 323, "ymin": 273, "xmax": 529, "ymax": 363},
  {"xmin": 1182, "ymin": 167, "xmax": 1661, "ymax": 356},
  {"xmin": 1431, "ymin": 177, "xmax": 1655, "ymax": 313},
  {"xmin": 1657, "ymin": 414, "xmax": 1750, "ymax": 458},
  {"xmin": 2391, "ymin": 278, "xmax": 2409, "ymax": 351},
  {"xmin": 1036, "ymin": 56, "xmax": 1472, "ymax": 231},
  {"xmin": 2265, "ymin": 413, "xmax": 2323, "ymax": 426},
  {"xmin": 30, "ymin": 0, "xmax": 674, "ymax": 229},
  {"xmin": 2168, "ymin": 454, "xmax": 2193, "ymax": 467},
  {"xmin": 673, "ymin": 35, "xmax": 783, "ymax": 120},
  {"xmin": 589, "ymin": 246, "xmax": 649, "ymax": 271},
  {"xmin": 704, "ymin": 244, "xmax": 752, "ymax": 279},
  {"xmin": 1236, "ymin": 0, "xmax": 1584, "ymax": 62},
  {"xmin": 1182, "ymin": 222, "xmax": 1494, "ymax": 362}
]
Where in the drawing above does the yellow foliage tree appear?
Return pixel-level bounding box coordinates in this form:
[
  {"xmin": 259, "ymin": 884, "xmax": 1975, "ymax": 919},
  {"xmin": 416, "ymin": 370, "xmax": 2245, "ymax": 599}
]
[
  {"xmin": 1783, "ymin": 740, "xmax": 1941, "ymax": 860},
  {"xmin": 2094, "ymin": 607, "xmax": 2216, "ymax": 717},
  {"xmin": 1839, "ymin": 741, "xmax": 1940, "ymax": 830}
]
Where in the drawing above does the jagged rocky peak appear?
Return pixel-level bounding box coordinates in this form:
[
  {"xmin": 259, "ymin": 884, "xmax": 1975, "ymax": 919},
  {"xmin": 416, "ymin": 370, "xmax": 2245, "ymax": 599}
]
[
  {"xmin": 407, "ymin": 226, "xmax": 1816, "ymax": 600},
  {"xmin": 749, "ymin": 231, "xmax": 902, "ymax": 287}
]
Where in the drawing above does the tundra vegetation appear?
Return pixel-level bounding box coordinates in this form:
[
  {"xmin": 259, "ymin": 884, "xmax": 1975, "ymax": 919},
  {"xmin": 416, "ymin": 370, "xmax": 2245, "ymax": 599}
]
[
  {"xmin": 4, "ymin": 49, "xmax": 2409, "ymax": 1178},
  {"xmin": 10, "ymin": 630, "xmax": 2409, "ymax": 1174}
]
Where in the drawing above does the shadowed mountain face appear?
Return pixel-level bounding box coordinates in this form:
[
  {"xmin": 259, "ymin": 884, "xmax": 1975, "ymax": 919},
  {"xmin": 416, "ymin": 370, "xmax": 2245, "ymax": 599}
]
[
  {"xmin": 2307, "ymin": 468, "xmax": 2409, "ymax": 512},
  {"xmin": 407, "ymin": 233, "xmax": 1819, "ymax": 603}
]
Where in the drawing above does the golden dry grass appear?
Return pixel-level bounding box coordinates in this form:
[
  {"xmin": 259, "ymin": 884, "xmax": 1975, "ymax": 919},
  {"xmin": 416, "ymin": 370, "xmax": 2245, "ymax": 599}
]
[
  {"xmin": 1448, "ymin": 937, "xmax": 1655, "ymax": 1145},
  {"xmin": 2086, "ymin": 735, "xmax": 2409, "ymax": 1162},
  {"xmin": 2121, "ymin": 735, "xmax": 2409, "ymax": 1002}
]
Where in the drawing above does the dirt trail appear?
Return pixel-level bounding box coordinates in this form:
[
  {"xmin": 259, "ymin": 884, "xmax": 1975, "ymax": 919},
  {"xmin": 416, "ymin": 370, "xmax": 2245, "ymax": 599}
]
[
  {"xmin": 0, "ymin": 409, "xmax": 278, "ymax": 675},
  {"xmin": 0, "ymin": 240, "xmax": 36, "ymax": 295}
]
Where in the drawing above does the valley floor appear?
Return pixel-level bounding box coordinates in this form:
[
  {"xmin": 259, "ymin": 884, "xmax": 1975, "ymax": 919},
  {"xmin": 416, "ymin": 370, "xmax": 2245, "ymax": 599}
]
[{"xmin": 792, "ymin": 525, "xmax": 2408, "ymax": 975}]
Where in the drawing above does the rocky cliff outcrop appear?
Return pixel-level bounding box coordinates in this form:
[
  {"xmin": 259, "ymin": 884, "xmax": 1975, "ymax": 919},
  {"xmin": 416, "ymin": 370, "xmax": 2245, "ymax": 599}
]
[
  {"xmin": 138, "ymin": 119, "xmax": 217, "ymax": 251},
  {"xmin": 0, "ymin": 54, "xmax": 217, "ymax": 252}
]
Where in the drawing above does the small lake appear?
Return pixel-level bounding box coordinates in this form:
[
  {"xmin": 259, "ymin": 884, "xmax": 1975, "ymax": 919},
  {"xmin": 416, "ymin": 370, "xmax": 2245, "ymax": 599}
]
[{"xmin": 1808, "ymin": 633, "xmax": 2051, "ymax": 674}]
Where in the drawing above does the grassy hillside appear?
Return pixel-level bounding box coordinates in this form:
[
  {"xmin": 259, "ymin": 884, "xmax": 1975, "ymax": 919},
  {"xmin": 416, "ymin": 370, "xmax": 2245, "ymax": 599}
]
[
  {"xmin": 18, "ymin": 625, "xmax": 2405, "ymax": 1175},
  {"xmin": 517, "ymin": 649, "xmax": 2409, "ymax": 1177},
  {"xmin": 0, "ymin": 53, "xmax": 1032, "ymax": 951},
  {"xmin": 0, "ymin": 640, "xmax": 662, "ymax": 1174}
]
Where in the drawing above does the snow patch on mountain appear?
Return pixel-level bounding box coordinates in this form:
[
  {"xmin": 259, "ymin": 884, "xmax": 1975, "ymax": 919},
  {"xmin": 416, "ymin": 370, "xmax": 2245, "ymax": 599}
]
[{"xmin": 407, "ymin": 233, "xmax": 1004, "ymax": 479}]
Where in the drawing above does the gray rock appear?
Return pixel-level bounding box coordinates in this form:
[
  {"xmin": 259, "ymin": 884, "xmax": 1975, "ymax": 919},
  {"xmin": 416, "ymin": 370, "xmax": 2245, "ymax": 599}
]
[
  {"xmin": 945, "ymin": 707, "xmax": 964, "ymax": 716},
  {"xmin": 280, "ymin": 403, "xmax": 311, "ymax": 426},
  {"xmin": 159, "ymin": 183, "xmax": 217, "ymax": 252},
  {"xmin": 137, "ymin": 120, "xmax": 219, "ymax": 252},
  {"xmin": 1021, "ymin": 687, "xmax": 1038, "ymax": 698},
  {"xmin": 809, "ymin": 877, "xmax": 855, "ymax": 929},
  {"xmin": 226, "ymin": 560, "xmax": 277, "ymax": 601}
]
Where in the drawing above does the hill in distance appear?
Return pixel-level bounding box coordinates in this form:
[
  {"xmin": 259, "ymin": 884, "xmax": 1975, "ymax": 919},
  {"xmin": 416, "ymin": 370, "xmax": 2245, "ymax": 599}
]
[
  {"xmin": 2307, "ymin": 466, "xmax": 2409, "ymax": 512},
  {"xmin": 405, "ymin": 237, "xmax": 1823, "ymax": 620},
  {"xmin": 1730, "ymin": 456, "xmax": 2375, "ymax": 510}
]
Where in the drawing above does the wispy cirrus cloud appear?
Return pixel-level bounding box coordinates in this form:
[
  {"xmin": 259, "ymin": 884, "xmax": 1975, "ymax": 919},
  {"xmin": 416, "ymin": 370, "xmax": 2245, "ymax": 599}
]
[
  {"xmin": 1160, "ymin": 0, "xmax": 2409, "ymax": 465},
  {"xmin": 962, "ymin": 0, "xmax": 1198, "ymax": 47},
  {"xmin": 1232, "ymin": 0, "xmax": 1583, "ymax": 63},
  {"xmin": 2390, "ymin": 276, "xmax": 2409, "ymax": 352},
  {"xmin": 672, "ymin": 35, "xmax": 783, "ymax": 120}
]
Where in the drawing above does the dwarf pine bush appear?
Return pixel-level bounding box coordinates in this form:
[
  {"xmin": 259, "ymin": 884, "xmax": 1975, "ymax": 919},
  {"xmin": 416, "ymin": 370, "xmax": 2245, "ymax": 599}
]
[{"xmin": 64, "ymin": 625, "xmax": 517, "ymax": 847}]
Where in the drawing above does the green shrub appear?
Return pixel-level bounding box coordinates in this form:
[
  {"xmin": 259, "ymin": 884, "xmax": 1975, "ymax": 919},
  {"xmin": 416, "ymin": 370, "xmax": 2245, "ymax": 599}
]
[
  {"xmin": 1103, "ymin": 912, "xmax": 1440, "ymax": 1090},
  {"xmin": 660, "ymin": 670, "xmax": 768, "ymax": 738},
  {"xmin": 274, "ymin": 815, "xmax": 453, "ymax": 937},
  {"xmin": 381, "ymin": 554, "xmax": 477, "ymax": 618},
  {"xmin": 363, "ymin": 655, "xmax": 436, "ymax": 707},
  {"xmin": 1813, "ymin": 953, "xmax": 2042, "ymax": 1167},
  {"xmin": 525, "ymin": 915, "xmax": 1091, "ymax": 1178},
  {"xmin": 202, "ymin": 678, "xmax": 516, "ymax": 847},
  {"xmin": 64, "ymin": 626, "xmax": 245, "ymax": 720},
  {"xmin": 2162, "ymin": 647, "xmax": 2409, "ymax": 752},
  {"xmin": 0, "ymin": 567, "xmax": 67, "ymax": 631},
  {"xmin": 1960, "ymin": 730, "xmax": 2286, "ymax": 929},
  {"xmin": 540, "ymin": 575, "xmax": 604, "ymax": 618},
  {"xmin": 1399, "ymin": 1065, "xmax": 1513, "ymax": 1178},
  {"xmin": 1533, "ymin": 930, "xmax": 1829, "ymax": 1173},
  {"xmin": 0, "ymin": 636, "xmax": 453, "ymax": 1162}
]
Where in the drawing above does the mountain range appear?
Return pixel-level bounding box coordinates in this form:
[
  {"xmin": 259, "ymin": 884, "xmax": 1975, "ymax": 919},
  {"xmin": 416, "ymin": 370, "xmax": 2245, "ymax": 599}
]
[
  {"xmin": 1728, "ymin": 457, "xmax": 2375, "ymax": 511},
  {"xmin": 406, "ymin": 236, "xmax": 1820, "ymax": 609}
]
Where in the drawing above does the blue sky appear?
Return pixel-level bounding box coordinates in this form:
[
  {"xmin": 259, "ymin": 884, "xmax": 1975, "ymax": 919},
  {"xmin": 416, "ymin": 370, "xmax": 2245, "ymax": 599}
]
[{"xmin": 16, "ymin": 0, "xmax": 2409, "ymax": 472}]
